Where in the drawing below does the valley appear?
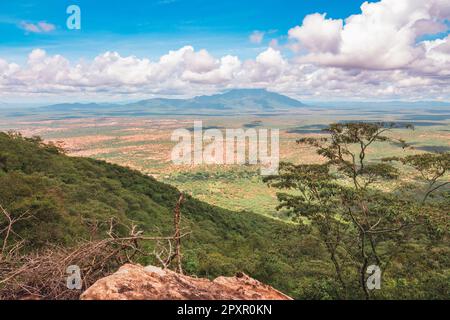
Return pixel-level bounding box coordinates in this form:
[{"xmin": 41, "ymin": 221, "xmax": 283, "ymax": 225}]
[
  {"xmin": 1, "ymin": 90, "xmax": 449, "ymax": 300},
  {"xmin": 2, "ymin": 0, "xmax": 449, "ymax": 303},
  {"xmin": 1, "ymin": 91, "xmax": 448, "ymax": 218}
]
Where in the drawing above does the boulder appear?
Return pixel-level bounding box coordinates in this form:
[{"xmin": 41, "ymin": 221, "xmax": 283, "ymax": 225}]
[{"xmin": 81, "ymin": 264, "xmax": 292, "ymax": 300}]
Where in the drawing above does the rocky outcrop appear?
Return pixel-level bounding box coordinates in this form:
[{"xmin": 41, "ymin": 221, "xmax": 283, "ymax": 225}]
[{"xmin": 81, "ymin": 264, "xmax": 292, "ymax": 300}]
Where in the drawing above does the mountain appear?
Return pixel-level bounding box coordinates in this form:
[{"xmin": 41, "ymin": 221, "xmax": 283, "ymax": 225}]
[
  {"xmin": 32, "ymin": 89, "xmax": 305, "ymax": 117},
  {"xmin": 130, "ymin": 89, "xmax": 305, "ymax": 112}
]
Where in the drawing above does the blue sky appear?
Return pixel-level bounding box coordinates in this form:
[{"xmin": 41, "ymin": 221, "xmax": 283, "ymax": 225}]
[
  {"xmin": 0, "ymin": 0, "xmax": 449, "ymax": 103},
  {"xmin": 0, "ymin": 0, "xmax": 367, "ymax": 61}
]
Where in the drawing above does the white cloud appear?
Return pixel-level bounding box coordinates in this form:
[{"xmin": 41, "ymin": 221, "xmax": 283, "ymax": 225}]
[
  {"xmin": 288, "ymin": 0, "xmax": 450, "ymax": 74},
  {"xmin": 289, "ymin": 13, "xmax": 342, "ymax": 54},
  {"xmin": 20, "ymin": 21, "xmax": 56, "ymax": 33},
  {"xmin": 256, "ymin": 47, "xmax": 285, "ymax": 67},
  {"xmin": 0, "ymin": 44, "xmax": 449, "ymax": 102},
  {"xmin": 1, "ymin": 0, "xmax": 450, "ymax": 102},
  {"xmin": 182, "ymin": 55, "xmax": 241, "ymax": 84},
  {"xmin": 249, "ymin": 31, "xmax": 265, "ymax": 44}
]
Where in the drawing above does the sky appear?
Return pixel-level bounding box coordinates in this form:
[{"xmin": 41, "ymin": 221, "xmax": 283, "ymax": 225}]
[{"xmin": 0, "ymin": 0, "xmax": 449, "ymax": 104}]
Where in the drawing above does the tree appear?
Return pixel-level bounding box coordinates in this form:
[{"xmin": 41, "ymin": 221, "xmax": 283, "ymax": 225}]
[
  {"xmin": 265, "ymin": 122, "xmax": 446, "ymax": 299},
  {"xmin": 383, "ymin": 153, "xmax": 449, "ymax": 204}
]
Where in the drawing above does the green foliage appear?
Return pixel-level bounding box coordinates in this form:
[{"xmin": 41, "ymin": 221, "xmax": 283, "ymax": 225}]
[
  {"xmin": 268, "ymin": 123, "xmax": 449, "ymax": 299},
  {"xmin": 1, "ymin": 130, "xmax": 447, "ymax": 299},
  {"xmin": 0, "ymin": 131, "xmax": 305, "ymax": 297},
  {"xmin": 384, "ymin": 153, "xmax": 449, "ymax": 203}
]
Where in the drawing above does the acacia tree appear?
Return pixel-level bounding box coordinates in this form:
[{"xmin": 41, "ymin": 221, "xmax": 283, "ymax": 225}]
[
  {"xmin": 384, "ymin": 153, "xmax": 449, "ymax": 204},
  {"xmin": 265, "ymin": 162, "xmax": 351, "ymax": 298},
  {"xmin": 384, "ymin": 152, "xmax": 449, "ymax": 242},
  {"xmin": 265, "ymin": 122, "xmax": 448, "ymax": 299}
]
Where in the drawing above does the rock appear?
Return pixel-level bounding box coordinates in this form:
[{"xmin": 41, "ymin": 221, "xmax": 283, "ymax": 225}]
[{"xmin": 81, "ymin": 264, "xmax": 292, "ymax": 300}]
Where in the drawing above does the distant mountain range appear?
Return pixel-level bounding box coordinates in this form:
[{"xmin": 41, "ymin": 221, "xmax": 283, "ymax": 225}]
[
  {"xmin": 3, "ymin": 89, "xmax": 450, "ymax": 119},
  {"xmin": 41, "ymin": 89, "xmax": 306, "ymax": 116}
]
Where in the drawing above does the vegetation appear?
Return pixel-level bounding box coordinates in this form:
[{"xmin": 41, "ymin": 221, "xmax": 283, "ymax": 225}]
[
  {"xmin": 0, "ymin": 127, "xmax": 448, "ymax": 300},
  {"xmin": 0, "ymin": 131, "xmax": 305, "ymax": 298},
  {"xmin": 265, "ymin": 123, "xmax": 449, "ymax": 299}
]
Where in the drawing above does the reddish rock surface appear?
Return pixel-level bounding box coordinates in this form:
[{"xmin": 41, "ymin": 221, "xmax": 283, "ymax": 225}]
[{"xmin": 81, "ymin": 264, "xmax": 292, "ymax": 300}]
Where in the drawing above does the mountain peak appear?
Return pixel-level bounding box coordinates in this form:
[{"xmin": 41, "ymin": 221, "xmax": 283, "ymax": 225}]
[
  {"xmin": 224, "ymin": 88, "xmax": 270, "ymax": 94},
  {"xmin": 190, "ymin": 88, "xmax": 304, "ymax": 110},
  {"xmin": 220, "ymin": 88, "xmax": 284, "ymax": 98}
]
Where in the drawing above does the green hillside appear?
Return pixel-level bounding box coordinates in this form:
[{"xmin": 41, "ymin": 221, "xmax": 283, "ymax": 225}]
[
  {"xmin": 0, "ymin": 132, "xmax": 311, "ymax": 297},
  {"xmin": 0, "ymin": 132, "xmax": 448, "ymax": 299}
]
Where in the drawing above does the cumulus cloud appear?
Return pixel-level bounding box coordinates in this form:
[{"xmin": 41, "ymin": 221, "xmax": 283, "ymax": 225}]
[
  {"xmin": 289, "ymin": 13, "xmax": 342, "ymax": 54},
  {"xmin": 0, "ymin": 47, "xmax": 246, "ymax": 98},
  {"xmin": 1, "ymin": 44, "xmax": 447, "ymax": 102},
  {"xmin": 288, "ymin": 0, "xmax": 450, "ymax": 74},
  {"xmin": 0, "ymin": 43, "xmax": 448, "ymax": 101},
  {"xmin": 20, "ymin": 21, "xmax": 56, "ymax": 33},
  {"xmin": 1, "ymin": 0, "xmax": 450, "ymax": 102}
]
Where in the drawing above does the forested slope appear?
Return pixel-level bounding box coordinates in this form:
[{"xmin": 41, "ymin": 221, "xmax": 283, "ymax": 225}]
[
  {"xmin": 0, "ymin": 132, "xmax": 309, "ymax": 297},
  {"xmin": 0, "ymin": 132, "xmax": 448, "ymax": 299}
]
